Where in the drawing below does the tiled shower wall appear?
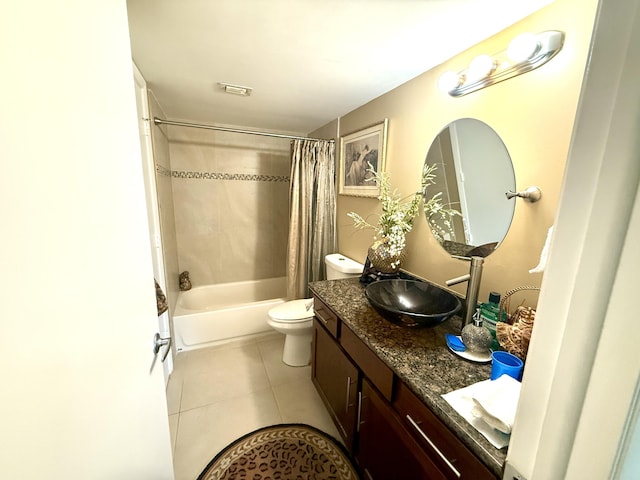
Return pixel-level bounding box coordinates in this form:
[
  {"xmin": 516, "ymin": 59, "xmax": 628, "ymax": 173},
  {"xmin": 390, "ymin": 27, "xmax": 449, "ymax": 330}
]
[{"xmin": 168, "ymin": 126, "xmax": 291, "ymax": 286}]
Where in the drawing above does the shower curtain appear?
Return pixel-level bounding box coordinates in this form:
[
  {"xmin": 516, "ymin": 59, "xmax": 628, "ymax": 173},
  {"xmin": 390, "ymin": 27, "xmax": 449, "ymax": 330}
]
[{"xmin": 287, "ymin": 139, "xmax": 337, "ymax": 299}]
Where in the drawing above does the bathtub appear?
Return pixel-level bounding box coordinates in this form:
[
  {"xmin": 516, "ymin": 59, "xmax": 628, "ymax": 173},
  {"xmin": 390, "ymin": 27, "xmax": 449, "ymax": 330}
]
[{"xmin": 173, "ymin": 277, "xmax": 286, "ymax": 352}]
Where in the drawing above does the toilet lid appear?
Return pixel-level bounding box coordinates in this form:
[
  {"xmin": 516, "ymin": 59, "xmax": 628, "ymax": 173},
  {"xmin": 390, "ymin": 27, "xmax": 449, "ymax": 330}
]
[{"xmin": 269, "ymin": 298, "xmax": 314, "ymax": 322}]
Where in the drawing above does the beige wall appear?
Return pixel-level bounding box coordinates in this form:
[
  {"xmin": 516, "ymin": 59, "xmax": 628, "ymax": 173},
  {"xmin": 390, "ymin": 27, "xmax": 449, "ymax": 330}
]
[
  {"xmin": 329, "ymin": 0, "xmax": 599, "ymax": 307},
  {"xmin": 168, "ymin": 127, "xmax": 291, "ymax": 286},
  {"xmin": 311, "ymin": 118, "xmax": 339, "ymax": 143}
]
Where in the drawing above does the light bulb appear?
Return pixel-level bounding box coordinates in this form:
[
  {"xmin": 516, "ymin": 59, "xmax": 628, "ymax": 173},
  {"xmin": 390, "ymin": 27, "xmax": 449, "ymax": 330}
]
[
  {"xmin": 438, "ymin": 71, "xmax": 461, "ymax": 93},
  {"xmin": 466, "ymin": 55, "xmax": 495, "ymax": 83},
  {"xmin": 507, "ymin": 33, "xmax": 540, "ymax": 63}
]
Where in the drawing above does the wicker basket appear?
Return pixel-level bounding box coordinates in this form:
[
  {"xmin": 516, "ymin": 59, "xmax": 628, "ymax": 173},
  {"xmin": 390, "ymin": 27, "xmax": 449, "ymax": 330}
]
[{"xmin": 495, "ymin": 286, "xmax": 540, "ymax": 361}]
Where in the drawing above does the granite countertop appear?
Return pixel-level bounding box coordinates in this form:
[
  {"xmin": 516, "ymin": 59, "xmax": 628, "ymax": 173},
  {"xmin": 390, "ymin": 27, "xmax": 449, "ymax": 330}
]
[{"xmin": 309, "ymin": 277, "xmax": 506, "ymax": 477}]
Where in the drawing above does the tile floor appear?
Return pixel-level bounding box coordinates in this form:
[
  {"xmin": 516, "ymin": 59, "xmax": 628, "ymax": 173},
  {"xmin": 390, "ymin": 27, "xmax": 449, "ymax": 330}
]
[{"xmin": 165, "ymin": 332, "xmax": 341, "ymax": 480}]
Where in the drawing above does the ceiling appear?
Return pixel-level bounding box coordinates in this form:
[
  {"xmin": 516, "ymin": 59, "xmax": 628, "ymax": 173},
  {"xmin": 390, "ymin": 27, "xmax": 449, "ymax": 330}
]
[{"xmin": 127, "ymin": 0, "xmax": 553, "ymax": 136}]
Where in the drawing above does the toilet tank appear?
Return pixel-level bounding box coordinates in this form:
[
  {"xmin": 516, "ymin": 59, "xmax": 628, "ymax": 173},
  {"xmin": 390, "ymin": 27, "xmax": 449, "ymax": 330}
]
[{"xmin": 325, "ymin": 253, "xmax": 363, "ymax": 280}]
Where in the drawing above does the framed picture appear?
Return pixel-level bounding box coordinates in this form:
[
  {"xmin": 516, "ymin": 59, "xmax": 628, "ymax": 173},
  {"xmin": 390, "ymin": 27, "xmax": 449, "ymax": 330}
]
[{"xmin": 339, "ymin": 119, "xmax": 388, "ymax": 197}]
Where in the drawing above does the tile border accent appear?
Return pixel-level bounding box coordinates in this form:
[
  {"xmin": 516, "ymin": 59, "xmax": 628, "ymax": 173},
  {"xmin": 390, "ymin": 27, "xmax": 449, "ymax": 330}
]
[
  {"xmin": 171, "ymin": 170, "xmax": 289, "ymax": 182},
  {"xmin": 156, "ymin": 164, "xmax": 172, "ymax": 178}
]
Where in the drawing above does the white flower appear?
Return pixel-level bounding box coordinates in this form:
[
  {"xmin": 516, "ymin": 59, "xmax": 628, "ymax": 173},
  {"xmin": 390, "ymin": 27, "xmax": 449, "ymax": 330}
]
[{"xmin": 348, "ymin": 163, "xmax": 462, "ymax": 260}]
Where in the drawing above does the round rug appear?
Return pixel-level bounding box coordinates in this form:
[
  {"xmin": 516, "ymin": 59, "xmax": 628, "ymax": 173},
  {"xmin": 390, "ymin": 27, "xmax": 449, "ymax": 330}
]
[{"xmin": 197, "ymin": 423, "xmax": 360, "ymax": 480}]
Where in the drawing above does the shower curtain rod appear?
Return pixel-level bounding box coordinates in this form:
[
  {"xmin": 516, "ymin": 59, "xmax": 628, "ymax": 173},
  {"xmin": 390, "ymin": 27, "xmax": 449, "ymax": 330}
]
[{"xmin": 153, "ymin": 117, "xmax": 335, "ymax": 143}]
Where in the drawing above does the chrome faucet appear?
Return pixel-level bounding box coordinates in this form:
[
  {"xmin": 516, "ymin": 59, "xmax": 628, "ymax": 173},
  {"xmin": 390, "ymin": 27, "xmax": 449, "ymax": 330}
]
[{"xmin": 445, "ymin": 256, "xmax": 484, "ymax": 331}]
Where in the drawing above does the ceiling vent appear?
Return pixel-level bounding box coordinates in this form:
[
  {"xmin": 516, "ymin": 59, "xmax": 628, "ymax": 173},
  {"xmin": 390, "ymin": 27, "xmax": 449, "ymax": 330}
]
[{"xmin": 217, "ymin": 82, "xmax": 252, "ymax": 96}]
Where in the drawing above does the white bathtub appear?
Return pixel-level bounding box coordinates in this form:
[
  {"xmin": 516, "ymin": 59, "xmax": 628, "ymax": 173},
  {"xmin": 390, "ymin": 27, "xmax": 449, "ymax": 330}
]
[{"xmin": 173, "ymin": 277, "xmax": 286, "ymax": 352}]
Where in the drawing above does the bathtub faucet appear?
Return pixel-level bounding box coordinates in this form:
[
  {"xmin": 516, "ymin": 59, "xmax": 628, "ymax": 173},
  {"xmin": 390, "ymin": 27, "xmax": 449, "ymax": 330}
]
[{"xmin": 179, "ymin": 271, "xmax": 192, "ymax": 291}]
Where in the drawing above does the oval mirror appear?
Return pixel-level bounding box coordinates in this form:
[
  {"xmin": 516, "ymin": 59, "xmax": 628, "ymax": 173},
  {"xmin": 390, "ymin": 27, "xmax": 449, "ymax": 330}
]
[{"xmin": 422, "ymin": 118, "xmax": 516, "ymax": 258}]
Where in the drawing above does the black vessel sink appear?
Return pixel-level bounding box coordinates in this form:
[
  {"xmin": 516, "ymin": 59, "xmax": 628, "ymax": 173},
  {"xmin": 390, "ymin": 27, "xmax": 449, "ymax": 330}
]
[{"xmin": 365, "ymin": 279, "xmax": 462, "ymax": 327}]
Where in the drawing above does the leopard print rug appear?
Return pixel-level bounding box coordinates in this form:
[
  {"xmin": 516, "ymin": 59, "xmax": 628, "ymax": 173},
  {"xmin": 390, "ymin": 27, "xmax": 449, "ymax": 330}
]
[{"xmin": 197, "ymin": 424, "xmax": 360, "ymax": 480}]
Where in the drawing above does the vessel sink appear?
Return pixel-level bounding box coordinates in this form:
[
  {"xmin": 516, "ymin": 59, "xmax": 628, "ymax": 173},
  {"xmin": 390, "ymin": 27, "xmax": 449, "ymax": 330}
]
[{"xmin": 365, "ymin": 279, "xmax": 462, "ymax": 327}]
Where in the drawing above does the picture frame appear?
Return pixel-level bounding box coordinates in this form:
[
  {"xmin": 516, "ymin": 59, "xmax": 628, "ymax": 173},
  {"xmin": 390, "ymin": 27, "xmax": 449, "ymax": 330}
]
[{"xmin": 339, "ymin": 119, "xmax": 388, "ymax": 197}]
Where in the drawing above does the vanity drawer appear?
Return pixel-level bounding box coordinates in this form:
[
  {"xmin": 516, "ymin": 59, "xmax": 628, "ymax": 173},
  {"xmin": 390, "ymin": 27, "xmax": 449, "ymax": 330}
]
[
  {"xmin": 313, "ymin": 297, "xmax": 339, "ymax": 338},
  {"xmin": 340, "ymin": 324, "xmax": 394, "ymax": 401},
  {"xmin": 393, "ymin": 382, "xmax": 496, "ymax": 480}
]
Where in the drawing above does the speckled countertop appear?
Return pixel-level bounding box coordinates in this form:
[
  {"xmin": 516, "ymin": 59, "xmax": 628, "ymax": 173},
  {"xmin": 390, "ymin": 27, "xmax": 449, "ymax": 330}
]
[{"xmin": 309, "ymin": 277, "xmax": 506, "ymax": 477}]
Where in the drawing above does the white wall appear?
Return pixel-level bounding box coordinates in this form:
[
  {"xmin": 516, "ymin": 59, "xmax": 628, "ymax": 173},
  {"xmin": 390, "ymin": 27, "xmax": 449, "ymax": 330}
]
[{"xmin": 0, "ymin": 1, "xmax": 174, "ymax": 478}]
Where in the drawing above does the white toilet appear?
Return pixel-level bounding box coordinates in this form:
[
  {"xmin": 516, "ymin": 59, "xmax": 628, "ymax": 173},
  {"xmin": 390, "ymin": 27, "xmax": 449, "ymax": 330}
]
[
  {"xmin": 324, "ymin": 253, "xmax": 364, "ymax": 280},
  {"xmin": 267, "ymin": 253, "xmax": 363, "ymax": 366}
]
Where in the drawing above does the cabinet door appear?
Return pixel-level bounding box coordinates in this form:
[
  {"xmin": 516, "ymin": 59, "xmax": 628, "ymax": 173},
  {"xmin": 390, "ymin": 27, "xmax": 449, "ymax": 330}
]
[
  {"xmin": 357, "ymin": 379, "xmax": 447, "ymax": 480},
  {"xmin": 312, "ymin": 319, "xmax": 359, "ymax": 450},
  {"xmin": 394, "ymin": 382, "xmax": 497, "ymax": 479}
]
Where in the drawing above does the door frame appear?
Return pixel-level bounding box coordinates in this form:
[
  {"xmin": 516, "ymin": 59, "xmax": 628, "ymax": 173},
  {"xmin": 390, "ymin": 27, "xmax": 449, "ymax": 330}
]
[
  {"xmin": 505, "ymin": 0, "xmax": 640, "ymax": 478},
  {"xmin": 133, "ymin": 63, "xmax": 173, "ymax": 382}
]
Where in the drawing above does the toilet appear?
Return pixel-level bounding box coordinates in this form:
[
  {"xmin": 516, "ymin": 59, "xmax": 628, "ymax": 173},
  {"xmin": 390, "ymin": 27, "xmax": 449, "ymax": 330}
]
[
  {"xmin": 267, "ymin": 253, "xmax": 363, "ymax": 366},
  {"xmin": 324, "ymin": 253, "xmax": 364, "ymax": 280}
]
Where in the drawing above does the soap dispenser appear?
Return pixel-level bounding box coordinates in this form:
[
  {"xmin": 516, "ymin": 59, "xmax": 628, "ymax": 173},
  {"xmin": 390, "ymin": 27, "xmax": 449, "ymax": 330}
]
[{"xmin": 461, "ymin": 309, "xmax": 492, "ymax": 352}]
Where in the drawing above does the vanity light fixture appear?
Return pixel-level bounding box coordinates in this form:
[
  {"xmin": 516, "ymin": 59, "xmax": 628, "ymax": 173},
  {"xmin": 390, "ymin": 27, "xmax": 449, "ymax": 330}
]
[
  {"xmin": 466, "ymin": 54, "xmax": 496, "ymax": 83},
  {"xmin": 439, "ymin": 30, "xmax": 564, "ymax": 97},
  {"xmin": 218, "ymin": 82, "xmax": 253, "ymax": 96}
]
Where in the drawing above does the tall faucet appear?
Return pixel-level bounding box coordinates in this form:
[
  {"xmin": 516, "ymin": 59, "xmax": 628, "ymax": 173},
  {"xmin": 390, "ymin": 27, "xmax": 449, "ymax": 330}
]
[{"xmin": 445, "ymin": 256, "xmax": 484, "ymax": 331}]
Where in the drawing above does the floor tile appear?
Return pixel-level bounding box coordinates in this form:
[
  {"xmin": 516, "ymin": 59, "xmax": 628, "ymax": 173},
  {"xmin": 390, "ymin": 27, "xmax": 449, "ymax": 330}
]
[
  {"xmin": 258, "ymin": 335, "xmax": 313, "ymax": 386},
  {"xmin": 172, "ymin": 387, "xmax": 282, "ymax": 480},
  {"xmin": 168, "ymin": 413, "xmax": 179, "ymax": 455},
  {"xmin": 168, "ymin": 335, "xmax": 341, "ymax": 479},
  {"xmin": 272, "ymin": 378, "xmax": 341, "ymax": 441},
  {"xmin": 166, "ymin": 373, "xmax": 183, "ymax": 415},
  {"xmin": 179, "ymin": 343, "xmax": 271, "ymax": 411}
]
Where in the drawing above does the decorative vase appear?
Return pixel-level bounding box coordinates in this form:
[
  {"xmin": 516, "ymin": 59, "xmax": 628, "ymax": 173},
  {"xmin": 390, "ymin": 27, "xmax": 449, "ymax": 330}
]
[{"xmin": 367, "ymin": 238, "xmax": 406, "ymax": 274}]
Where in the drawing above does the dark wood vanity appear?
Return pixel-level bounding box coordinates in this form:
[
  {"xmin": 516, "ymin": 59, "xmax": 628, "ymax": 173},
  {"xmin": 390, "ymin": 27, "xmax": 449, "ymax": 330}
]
[{"xmin": 310, "ymin": 278, "xmax": 504, "ymax": 479}]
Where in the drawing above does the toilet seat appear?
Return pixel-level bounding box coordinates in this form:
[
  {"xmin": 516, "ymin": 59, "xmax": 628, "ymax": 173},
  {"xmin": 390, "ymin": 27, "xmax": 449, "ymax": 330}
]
[{"xmin": 268, "ymin": 299, "xmax": 314, "ymax": 323}]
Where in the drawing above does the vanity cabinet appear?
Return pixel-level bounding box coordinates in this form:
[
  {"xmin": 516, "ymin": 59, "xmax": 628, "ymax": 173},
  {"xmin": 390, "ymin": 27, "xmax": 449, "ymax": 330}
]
[
  {"xmin": 394, "ymin": 381, "xmax": 495, "ymax": 479},
  {"xmin": 358, "ymin": 378, "xmax": 447, "ymax": 480},
  {"xmin": 311, "ymin": 316, "xmax": 359, "ymax": 450},
  {"xmin": 311, "ymin": 296, "xmax": 498, "ymax": 480}
]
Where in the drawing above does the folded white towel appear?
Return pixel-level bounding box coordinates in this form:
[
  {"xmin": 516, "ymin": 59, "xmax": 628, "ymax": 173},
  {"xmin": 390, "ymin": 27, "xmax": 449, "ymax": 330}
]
[
  {"xmin": 470, "ymin": 374, "xmax": 522, "ymax": 434},
  {"xmin": 442, "ymin": 381, "xmax": 510, "ymax": 449}
]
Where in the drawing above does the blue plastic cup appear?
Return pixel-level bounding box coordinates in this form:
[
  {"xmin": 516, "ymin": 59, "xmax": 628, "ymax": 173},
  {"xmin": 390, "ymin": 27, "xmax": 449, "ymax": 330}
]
[{"xmin": 491, "ymin": 351, "xmax": 524, "ymax": 381}]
